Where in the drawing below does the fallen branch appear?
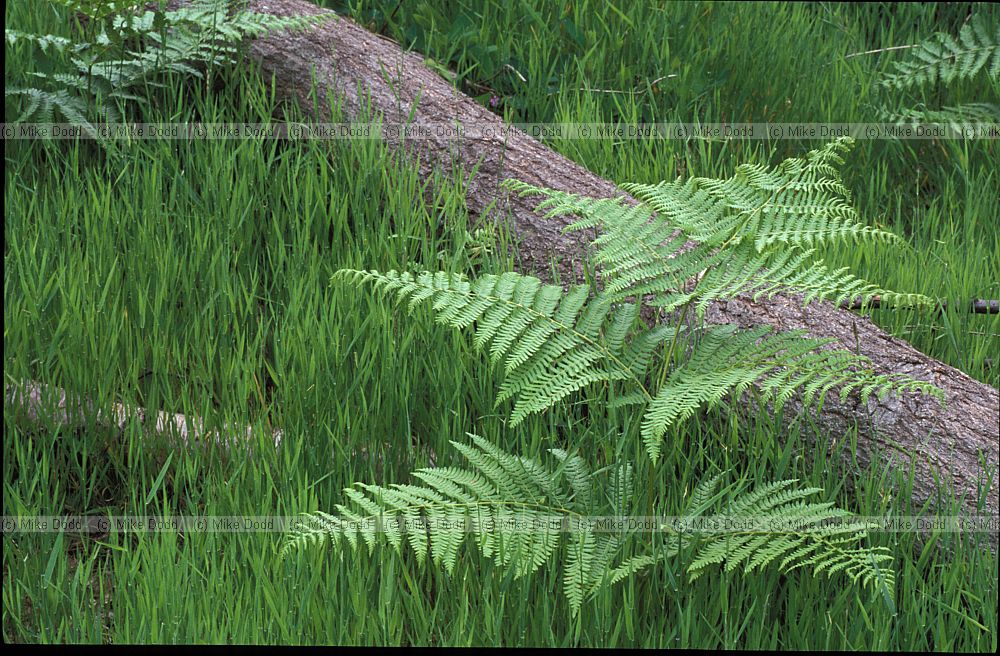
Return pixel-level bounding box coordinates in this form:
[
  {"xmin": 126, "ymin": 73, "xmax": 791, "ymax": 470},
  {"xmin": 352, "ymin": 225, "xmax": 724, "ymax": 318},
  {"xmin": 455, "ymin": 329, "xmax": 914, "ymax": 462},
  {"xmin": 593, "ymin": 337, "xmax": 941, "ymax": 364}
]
[
  {"xmin": 841, "ymin": 296, "xmax": 999, "ymax": 314},
  {"xmin": 4, "ymin": 378, "xmax": 283, "ymax": 450}
]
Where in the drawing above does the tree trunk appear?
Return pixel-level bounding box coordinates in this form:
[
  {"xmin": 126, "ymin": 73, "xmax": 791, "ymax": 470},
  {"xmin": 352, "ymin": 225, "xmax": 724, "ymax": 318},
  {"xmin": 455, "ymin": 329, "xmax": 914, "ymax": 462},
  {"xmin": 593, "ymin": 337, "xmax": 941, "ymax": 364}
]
[{"xmin": 19, "ymin": 0, "xmax": 995, "ymax": 533}]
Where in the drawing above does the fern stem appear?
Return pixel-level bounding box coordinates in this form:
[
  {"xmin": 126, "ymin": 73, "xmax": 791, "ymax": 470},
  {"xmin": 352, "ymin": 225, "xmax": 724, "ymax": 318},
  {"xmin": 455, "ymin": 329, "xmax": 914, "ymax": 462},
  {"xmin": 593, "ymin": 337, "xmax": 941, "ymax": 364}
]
[{"xmin": 657, "ymin": 302, "xmax": 690, "ymax": 391}]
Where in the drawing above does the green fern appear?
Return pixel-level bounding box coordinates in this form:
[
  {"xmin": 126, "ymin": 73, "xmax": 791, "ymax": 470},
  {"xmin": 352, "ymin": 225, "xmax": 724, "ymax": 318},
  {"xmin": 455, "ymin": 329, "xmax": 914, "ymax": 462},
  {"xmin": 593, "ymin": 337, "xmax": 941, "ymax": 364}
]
[
  {"xmin": 640, "ymin": 324, "xmax": 941, "ymax": 461},
  {"xmin": 283, "ymin": 434, "xmax": 616, "ymax": 615},
  {"xmin": 6, "ymin": 1, "xmax": 327, "ymax": 127},
  {"xmin": 5, "ymin": 29, "xmax": 79, "ymax": 55},
  {"xmin": 333, "ymin": 269, "xmax": 667, "ymax": 426},
  {"xmin": 337, "ymin": 142, "xmax": 941, "ymax": 462},
  {"xmin": 5, "ymin": 87, "xmax": 101, "ymax": 138},
  {"xmin": 284, "ymin": 437, "xmax": 894, "ymax": 617},
  {"xmin": 316, "ymin": 140, "xmax": 940, "ymax": 614},
  {"xmin": 507, "ymin": 138, "xmax": 931, "ymax": 315},
  {"xmin": 680, "ymin": 476, "xmax": 896, "ymax": 612},
  {"xmin": 883, "ymin": 102, "xmax": 1000, "ymax": 130},
  {"xmin": 876, "ymin": 14, "xmax": 1000, "ymax": 127},
  {"xmin": 879, "ymin": 103, "xmax": 1000, "ymax": 136},
  {"xmin": 880, "ymin": 14, "xmax": 999, "ymax": 91}
]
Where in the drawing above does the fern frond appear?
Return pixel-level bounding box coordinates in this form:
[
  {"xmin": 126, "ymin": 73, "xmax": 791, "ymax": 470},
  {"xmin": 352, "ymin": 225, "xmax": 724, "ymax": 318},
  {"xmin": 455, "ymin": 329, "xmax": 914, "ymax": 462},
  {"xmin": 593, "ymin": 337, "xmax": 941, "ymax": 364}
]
[
  {"xmin": 880, "ymin": 14, "xmax": 999, "ymax": 90},
  {"xmin": 880, "ymin": 102, "xmax": 1000, "ymax": 131},
  {"xmin": 105, "ymin": 1, "xmax": 324, "ymax": 85},
  {"xmin": 283, "ymin": 435, "xmax": 656, "ymax": 616},
  {"xmin": 685, "ymin": 479, "xmax": 895, "ymax": 605},
  {"xmin": 647, "ymin": 242, "xmax": 927, "ymax": 316},
  {"xmin": 5, "ymin": 29, "xmax": 80, "ymax": 55},
  {"xmin": 684, "ymin": 472, "xmax": 726, "ymax": 518},
  {"xmin": 4, "ymin": 87, "xmax": 98, "ymax": 136},
  {"xmin": 506, "ymin": 139, "xmax": 930, "ymax": 316},
  {"xmin": 8, "ymin": 1, "xmax": 328, "ymax": 128},
  {"xmin": 333, "ymin": 269, "xmax": 653, "ymax": 424},
  {"xmin": 629, "ymin": 139, "xmax": 900, "ymax": 250},
  {"xmin": 640, "ymin": 325, "xmax": 943, "ymax": 462},
  {"xmin": 286, "ymin": 439, "xmax": 895, "ymax": 615},
  {"xmin": 609, "ymin": 462, "xmax": 634, "ymax": 513},
  {"xmin": 511, "ymin": 139, "xmax": 900, "ymax": 255},
  {"xmin": 549, "ymin": 448, "xmax": 594, "ymax": 508}
]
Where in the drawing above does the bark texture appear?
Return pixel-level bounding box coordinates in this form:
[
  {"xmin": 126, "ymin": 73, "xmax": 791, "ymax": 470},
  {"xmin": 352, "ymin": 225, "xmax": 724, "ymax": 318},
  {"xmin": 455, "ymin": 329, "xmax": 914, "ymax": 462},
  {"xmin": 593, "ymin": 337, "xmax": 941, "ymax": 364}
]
[{"xmin": 16, "ymin": 0, "xmax": 995, "ymax": 532}]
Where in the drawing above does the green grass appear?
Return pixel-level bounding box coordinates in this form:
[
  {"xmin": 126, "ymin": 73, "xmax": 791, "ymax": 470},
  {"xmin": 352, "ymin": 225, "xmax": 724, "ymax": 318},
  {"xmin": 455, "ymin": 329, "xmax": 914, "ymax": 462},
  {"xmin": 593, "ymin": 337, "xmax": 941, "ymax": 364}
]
[{"xmin": 4, "ymin": 0, "xmax": 998, "ymax": 647}]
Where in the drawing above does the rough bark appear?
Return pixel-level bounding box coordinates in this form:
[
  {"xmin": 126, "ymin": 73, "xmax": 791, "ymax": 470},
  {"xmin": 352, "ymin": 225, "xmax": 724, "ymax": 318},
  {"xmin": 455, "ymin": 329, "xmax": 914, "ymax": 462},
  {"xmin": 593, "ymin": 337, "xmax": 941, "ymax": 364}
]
[{"xmin": 17, "ymin": 0, "xmax": 995, "ymax": 532}]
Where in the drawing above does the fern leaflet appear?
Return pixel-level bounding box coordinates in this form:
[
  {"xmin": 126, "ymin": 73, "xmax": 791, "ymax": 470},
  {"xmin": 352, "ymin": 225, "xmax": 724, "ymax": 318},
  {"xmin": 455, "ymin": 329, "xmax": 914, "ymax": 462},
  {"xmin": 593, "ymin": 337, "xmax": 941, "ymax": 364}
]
[
  {"xmin": 880, "ymin": 14, "xmax": 999, "ymax": 90},
  {"xmin": 333, "ymin": 269, "xmax": 658, "ymax": 424}
]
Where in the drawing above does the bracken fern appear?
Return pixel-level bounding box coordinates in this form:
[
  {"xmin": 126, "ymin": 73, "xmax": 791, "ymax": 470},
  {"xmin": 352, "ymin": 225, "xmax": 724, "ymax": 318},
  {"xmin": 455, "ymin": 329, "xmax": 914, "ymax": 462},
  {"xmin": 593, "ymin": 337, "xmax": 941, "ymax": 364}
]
[
  {"xmin": 284, "ymin": 436, "xmax": 896, "ymax": 616},
  {"xmin": 879, "ymin": 14, "xmax": 999, "ymax": 91},
  {"xmin": 6, "ymin": 1, "xmax": 327, "ymax": 127},
  {"xmin": 876, "ymin": 14, "xmax": 1000, "ymax": 128},
  {"xmin": 337, "ymin": 139, "xmax": 941, "ymax": 462}
]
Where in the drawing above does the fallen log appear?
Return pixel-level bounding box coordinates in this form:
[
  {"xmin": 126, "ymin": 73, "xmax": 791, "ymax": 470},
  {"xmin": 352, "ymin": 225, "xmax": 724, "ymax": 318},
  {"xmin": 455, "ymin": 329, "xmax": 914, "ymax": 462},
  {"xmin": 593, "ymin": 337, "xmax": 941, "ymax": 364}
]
[
  {"xmin": 19, "ymin": 0, "xmax": 993, "ymax": 534},
  {"xmin": 4, "ymin": 378, "xmax": 283, "ymax": 450},
  {"xmin": 841, "ymin": 296, "xmax": 999, "ymax": 314}
]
